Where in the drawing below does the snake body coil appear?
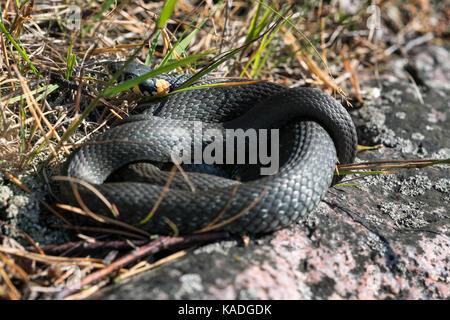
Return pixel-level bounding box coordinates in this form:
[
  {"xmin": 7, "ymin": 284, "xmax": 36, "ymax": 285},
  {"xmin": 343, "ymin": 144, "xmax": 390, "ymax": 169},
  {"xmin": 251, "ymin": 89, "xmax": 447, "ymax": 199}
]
[{"xmin": 61, "ymin": 62, "xmax": 357, "ymax": 234}]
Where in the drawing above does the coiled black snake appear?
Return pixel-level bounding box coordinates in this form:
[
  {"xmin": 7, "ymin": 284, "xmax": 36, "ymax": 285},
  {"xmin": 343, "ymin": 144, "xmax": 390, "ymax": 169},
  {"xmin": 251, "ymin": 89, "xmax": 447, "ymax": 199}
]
[{"xmin": 60, "ymin": 61, "xmax": 357, "ymax": 235}]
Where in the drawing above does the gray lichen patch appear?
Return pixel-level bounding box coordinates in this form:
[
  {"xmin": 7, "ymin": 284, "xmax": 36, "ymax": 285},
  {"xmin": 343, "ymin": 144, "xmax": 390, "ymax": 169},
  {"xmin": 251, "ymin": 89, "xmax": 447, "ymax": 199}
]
[
  {"xmin": 379, "ymin": 202, "xmax": 428, "ymax": 229},
  {"xmin": 434, "ymin": 178, "xmax": 450, "ymax": 193},
  {"xmin": 398, "ymin": 175, "xmax": 432, "ymax": 197},
  {"xmin": 358, "ymin": 169, "xmax": 433, "ymax": 196},
  {"xmin": 5, "ymin": 194, "xmax": 40, "ymax": 222},
  {"xmin": 0, "ymin": 168, "xmax": 70, "ymax": 246},
  {"xmin": 0, "ymin": 185, "xmax": 13, "ymax": 208},
  {"xmin": 174, "ymin": 273, "xmax": 204, "ymax": 299}
]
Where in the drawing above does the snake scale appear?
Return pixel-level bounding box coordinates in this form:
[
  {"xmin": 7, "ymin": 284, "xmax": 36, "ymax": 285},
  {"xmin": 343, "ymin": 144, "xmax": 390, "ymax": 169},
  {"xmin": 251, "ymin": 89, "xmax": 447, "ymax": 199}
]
[{"xmin": 60, "ymin": 61, "xmax": 357, "ymax": 235}]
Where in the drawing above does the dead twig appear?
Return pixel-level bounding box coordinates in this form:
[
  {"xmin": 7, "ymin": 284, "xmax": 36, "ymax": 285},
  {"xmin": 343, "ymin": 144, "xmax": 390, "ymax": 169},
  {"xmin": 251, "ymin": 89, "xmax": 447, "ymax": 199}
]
[
  {"xmin": 55, "ymin": 231, "xmax": 229, "ymax": 299},
  {"xmin": 26, "ymin": 239, "xmax": 148, "ymax": 255}
]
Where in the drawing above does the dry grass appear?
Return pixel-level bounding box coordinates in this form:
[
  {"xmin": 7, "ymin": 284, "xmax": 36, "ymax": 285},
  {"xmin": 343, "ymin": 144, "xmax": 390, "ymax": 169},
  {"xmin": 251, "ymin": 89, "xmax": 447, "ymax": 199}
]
[{"xmin": 0, "ymin": 0, "xmax": 448, "ymax": 299}]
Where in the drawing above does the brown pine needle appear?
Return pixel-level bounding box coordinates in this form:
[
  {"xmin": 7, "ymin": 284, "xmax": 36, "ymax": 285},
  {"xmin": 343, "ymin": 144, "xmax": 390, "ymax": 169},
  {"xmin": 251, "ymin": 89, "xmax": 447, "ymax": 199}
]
[
  {"xmin": 140, "ymin": 165, "xmax": 178, "ymax": 225},
  {"xmin": 55, "ymin": 204, "xmax": 150, "ymax": 238},
  {"xmin": 170, "ymin": 154, "xmax": 195, "ymax": 192},
  {"xmin": 52, "ymin": 223, "xmax": 148, "ymax": 240},
  {"xmin": 0, "ymin": 246, "xmax": 104, "ymax": 267},
  {"xmin": 199, "ymin": 187, "xmax": 268, "ymax": 232},
  {"xmin": 299, "ymin": 51, "xmax": 342, "ymax": 94},
  {"xmin": 12, "ymin": 65, "xmax": 66, "ymax": 159},
  {"xmin": 0, "ymin": 265, "xmax": 20, "ymax": 300},
  {"xmin": 70, "ymin": 183, "xmax": 106, "ymax": 223},
  {"xmin": 118, "ymin": 249, "xmax": 189, "ymax": 281},
  {"xmin": 63, "ymin": 279, "xmax": 108, "ymax": 300},
  {"xmin": 53, "ymin": 268, "xmax": 77, "ymax": 286},
  {"xmin": 0, "ymin": 252, "xmax": 28, "ymax": 281},
  {"xmin": 203, "ymin": 179, "xmax": 241, "ymax": 229},
  {"xmin": 337, "ymin": 158, "xmax": 449, "ymax": 171},
  {"xmin": 164, "ymin": 217, "xmax": 180, "ymax": 237},
  {"xmin": 0, "ymin": 220, "xmax": 44, "ymax": 256},
  {"xmin": 344, "ymin": 59, "xmax": 363, "ymax": 103},
  {"xmin": 53, "ymin": 176, "xmax": 117, "ymax": 219}
]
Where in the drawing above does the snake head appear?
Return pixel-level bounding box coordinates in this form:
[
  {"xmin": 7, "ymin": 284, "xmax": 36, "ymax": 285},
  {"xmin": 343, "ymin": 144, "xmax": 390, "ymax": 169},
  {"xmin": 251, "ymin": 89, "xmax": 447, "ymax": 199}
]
[{"xmin": 104, "ymin": 61, "xmax": 172, "ymax": 97}]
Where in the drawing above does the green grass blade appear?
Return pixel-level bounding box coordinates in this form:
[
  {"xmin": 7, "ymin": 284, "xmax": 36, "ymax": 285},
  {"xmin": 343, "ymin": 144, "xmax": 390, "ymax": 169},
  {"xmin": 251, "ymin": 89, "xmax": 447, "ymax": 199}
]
[
  {"xmin": 103, "ymin": 49, "xmax": 216, "ymax": 97},
  {"xmin": 58, "ymin": 9, "xmax": 277, "ymax": 147},
  {"xmin": 0, "ymin": 21, "xmax": 39, "ymax": 75},
  {"xmin": 6, "ymin": 84, "xmax": 59, "ymax": 105},
  {"xmin": 245, "ymin": 1, "xmax": 263, "ymax": 42},
  {"xmin": 173, "ymin": 4, "xmax": 221, "ymax": 59},
  {"xmin": 336, "ymin": 170, "xmax": 394, "ymax": 175},
  {"xmin": 240, "ymin": 10, "xmax": 291, "ymax": 77},
  {"xmin": 250, "ymin": 8, "xmax": 293, "ymax": 77},
  {"xmin": 145, "ymin": 29, "xmax": 161, "ymax": 66},
  {"xmin": 163, "ymin": 81, "xmax": 262, "ymax": 97},
  {"xmin": 174, "ymin": 0, "xmax": 224, "ymax": 57},
  {"xmin": 173, "ymin": 15, "xmax": 201, "ymax": 58},
  {"xmin": 159, "ymin": 3, "xmax": 221, "ymax": 68},
  {"xmin": 66, "ymin": 44, "xmax": 76, "ymax": 79},
  {"xmin": 58, "ymin": 38, "xmax": 152, "ymax": 144},
  {"xmin": 19, "ymin": 100, "xmax": 26, "ymax": 154},
  {"xmin": 158, "ymin": 18, "xmax": 197, "ymax": 68},
  {"xmin": 256, "ymin": 0, "xmax": 333, "ymax": 80},
  {"xmin": 251, "ymin": 5, "xmax": 273, "ymax": 39},
  {"xmin": 157, "ymin": 0, "xmax": 179, "ymax": 28},
  {"xmin": 406, "ymin": 158, "xmax": 450, "ymax": 168},
  {"xmin": 173, "ymin": 49, "xmax": 239, "ymax": 91},
  {"xmin": 174, "ymin": 15, "xmax": 285, "ymax": 91},
  {"xmin": 24, "ymin": 140, "xmax": 46, "ymax": 167},
  {"xmin": 83, "ymin": 0, "xmax": 117, "ymax": 33}
]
